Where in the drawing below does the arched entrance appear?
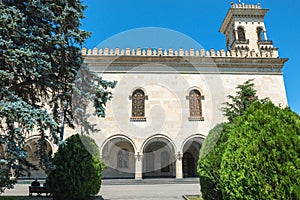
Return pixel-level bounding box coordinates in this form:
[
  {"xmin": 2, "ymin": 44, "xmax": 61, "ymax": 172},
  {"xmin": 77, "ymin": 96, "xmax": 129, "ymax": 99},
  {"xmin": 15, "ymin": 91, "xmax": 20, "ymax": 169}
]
[
  {"xmin": 182, "ymin": 136, "xmax": 203, "ymax": 178},
  {"xmin": 183, "ymin": 152, "xmax": 196, "ymax": 177},
  {"xmin": 142, "ymin": 136, "xmax": 176, "ymax": 178},
  {"xmin": 101, "ymin": 136, "xmax": 136, "ymax": 179},
  {"xmin": 23, "ymin": 137, "xmax": 53, "ymax": 178}
]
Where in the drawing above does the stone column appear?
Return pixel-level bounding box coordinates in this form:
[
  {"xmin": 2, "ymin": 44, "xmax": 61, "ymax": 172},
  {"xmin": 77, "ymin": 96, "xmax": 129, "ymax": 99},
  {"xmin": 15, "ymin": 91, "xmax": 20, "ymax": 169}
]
[
  {"xmin": 234, "ymin": 30, "xmax": 238, "ymax": 41},
  {"xmin": 264, "ymin": 31, "xmax": 268, "ymax": 40},
  {"xmin": 175, "ymin": 153, "xmax": 183, "ymax": 179},
  {"xmin": 135, "ymin": 153, "xmax": 143, "ymax": 180}
]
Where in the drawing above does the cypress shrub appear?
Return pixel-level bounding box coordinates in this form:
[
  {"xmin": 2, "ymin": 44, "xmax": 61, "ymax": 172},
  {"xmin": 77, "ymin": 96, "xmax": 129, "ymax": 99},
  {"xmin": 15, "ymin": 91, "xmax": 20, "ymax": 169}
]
[
  {"xmin": 220, "ymin": 102, "xmax": 300, "ymax": 200},
  {"xmin": 198, "ymin": 123, "xmax": 230, "ymax": 200},
  {"xmin": 46, "ymin": 134, "xmax": 103, "ymax": 200},
  {"xmin": 198, "ymin": 79, "xmax": 259, "ymax": 200}
]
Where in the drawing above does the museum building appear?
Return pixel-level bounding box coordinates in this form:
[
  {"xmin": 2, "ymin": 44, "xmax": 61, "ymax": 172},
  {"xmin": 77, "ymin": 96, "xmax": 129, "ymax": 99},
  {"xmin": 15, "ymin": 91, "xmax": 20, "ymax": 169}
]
[{"xmin": 22, "ymin": 2, "xmax": 288, "ymax": 179}]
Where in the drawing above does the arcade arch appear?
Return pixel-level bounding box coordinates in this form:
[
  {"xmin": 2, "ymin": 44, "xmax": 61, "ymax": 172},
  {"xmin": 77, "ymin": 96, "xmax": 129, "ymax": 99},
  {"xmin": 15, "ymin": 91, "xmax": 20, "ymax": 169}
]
[
  {"xmin": 181, "ymin": 135, "xmax": 204, "ymax": 178},
  {"xmin": 101, "ymin": 135, "xmax": 136, "ymax": 179},
  {"xmin": 141, "ymin": 135, "xmax": 176, "ymax": 178}
]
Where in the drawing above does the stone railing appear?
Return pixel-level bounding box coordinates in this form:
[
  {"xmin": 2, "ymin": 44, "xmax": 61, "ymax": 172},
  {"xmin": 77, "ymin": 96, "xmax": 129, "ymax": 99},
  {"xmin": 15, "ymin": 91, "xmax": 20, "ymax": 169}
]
[
  {"xmin": 258, "ymin": 40, "xmax": 273, "ymax": 45},
  {"xmin": 231, "ymin": 2, "xmax": 261, "ymax": 9},
  {"xmin": 82, "ymin": 47, "xmax": 279, "ymax": 58}
]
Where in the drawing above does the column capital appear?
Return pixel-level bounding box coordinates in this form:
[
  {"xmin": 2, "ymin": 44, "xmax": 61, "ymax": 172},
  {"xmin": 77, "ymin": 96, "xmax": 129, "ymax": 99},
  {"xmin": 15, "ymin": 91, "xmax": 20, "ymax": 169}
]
[
  {"xmin": 175, "ymin": 152, "xmax": 183, "ymax": 160},
  {"xmin": 135, "ymin": 152, "xmax": 144, "ymax": 161}
]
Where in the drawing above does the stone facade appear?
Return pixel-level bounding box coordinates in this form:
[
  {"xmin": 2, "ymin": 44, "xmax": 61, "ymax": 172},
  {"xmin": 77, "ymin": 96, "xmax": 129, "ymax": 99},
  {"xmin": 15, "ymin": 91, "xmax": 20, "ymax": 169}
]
[{"xmin": 81, "ymin": 55, "xmax": 287, "ymax": 179}]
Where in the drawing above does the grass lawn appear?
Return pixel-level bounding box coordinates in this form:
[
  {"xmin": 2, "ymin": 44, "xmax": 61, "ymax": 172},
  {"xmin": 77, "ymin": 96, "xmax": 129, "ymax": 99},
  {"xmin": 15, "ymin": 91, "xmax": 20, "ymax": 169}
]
[{"xmin": 185, "ymin": 195, "xmax": 203, "ymax": 200}]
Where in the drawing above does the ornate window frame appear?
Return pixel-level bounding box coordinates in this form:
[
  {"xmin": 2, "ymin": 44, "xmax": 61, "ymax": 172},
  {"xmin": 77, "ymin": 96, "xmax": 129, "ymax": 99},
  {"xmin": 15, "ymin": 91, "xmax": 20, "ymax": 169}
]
[
  {"xmin": 187, "ymin": 89, "xmax": 204, "ymax": 121},
  {"xmin": 130, "ymin": 88, "xmax": 147, "ymax": 122}
]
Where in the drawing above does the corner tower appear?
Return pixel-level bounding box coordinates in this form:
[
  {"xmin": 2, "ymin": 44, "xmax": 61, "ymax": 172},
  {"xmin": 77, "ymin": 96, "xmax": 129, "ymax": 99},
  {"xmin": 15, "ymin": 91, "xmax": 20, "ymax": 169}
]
[{"xmin": 220, "ymin": 2, "xmax": 277, "ymax": 56}]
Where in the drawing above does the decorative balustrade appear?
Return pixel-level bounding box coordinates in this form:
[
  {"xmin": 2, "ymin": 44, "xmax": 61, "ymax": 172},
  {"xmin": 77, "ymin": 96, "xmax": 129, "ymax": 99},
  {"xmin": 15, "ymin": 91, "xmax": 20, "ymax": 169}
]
[
  {"xmin": 82, "ymin": 47, "xmax": 279, "ymax": 58},
  {"xmin": 231, "ymin": 2, "xmax": 261, "ymax": 9},
  {"xmin": 258, "ymin": 40, "xmax": 274, "ymax": 45}
]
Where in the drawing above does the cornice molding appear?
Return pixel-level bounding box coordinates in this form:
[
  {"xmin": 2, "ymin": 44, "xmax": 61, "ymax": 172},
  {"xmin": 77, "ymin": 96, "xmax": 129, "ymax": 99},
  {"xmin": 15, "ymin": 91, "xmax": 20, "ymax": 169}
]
[{"xmin": 84, "ymin": 56, "xmax": 287, "ymax": 75}]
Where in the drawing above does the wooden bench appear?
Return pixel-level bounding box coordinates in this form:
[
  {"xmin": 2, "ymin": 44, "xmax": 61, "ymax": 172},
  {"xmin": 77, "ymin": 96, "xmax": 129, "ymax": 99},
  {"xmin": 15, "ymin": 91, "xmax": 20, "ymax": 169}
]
[{"xmin": 29, "ymin": 186, "xmax": 51, "ymax": 196}]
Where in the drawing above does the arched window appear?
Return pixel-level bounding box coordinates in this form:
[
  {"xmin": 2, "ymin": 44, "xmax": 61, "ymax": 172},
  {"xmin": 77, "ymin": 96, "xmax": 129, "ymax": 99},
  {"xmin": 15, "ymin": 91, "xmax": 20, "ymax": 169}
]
[
  {"xmin": 237, "ymin": 27, "xmax": 246, "ymax": 41},
  {"xmin": 131, "ymin": 89, "xmax": 146, "ymax": 121},
  {"xmin": 161, "ymin": 151, "xmax": 170, "ymax": 172},
  {"xmin": 117, "ymin": 149, "xmax": 129, "ymax": 168},
  {"xmin": 257, "ymin": 27, "xmax": 264, "ymax": 41},
  {"xmin": 189, "ymin": 89, "xmax": 203, "ymax": 121}
]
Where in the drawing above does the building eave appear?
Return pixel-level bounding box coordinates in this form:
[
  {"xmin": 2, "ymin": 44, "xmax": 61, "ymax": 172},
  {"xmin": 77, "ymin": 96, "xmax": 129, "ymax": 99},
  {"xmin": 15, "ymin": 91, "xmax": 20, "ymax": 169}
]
[{"xmin": 83, "ymin": 55, "xmax": 288, "ymax": 75}]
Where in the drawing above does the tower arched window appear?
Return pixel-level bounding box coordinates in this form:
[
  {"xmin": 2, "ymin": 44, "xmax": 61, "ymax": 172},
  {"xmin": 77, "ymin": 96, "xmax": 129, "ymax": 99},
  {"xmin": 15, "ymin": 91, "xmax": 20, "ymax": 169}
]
[
  {"xmin": 237, "ymin": 27, "xmax": 246, "ymax": 41},
  {"xmin": 257, "ymin": 27, "xmax": 264, "ymax": 41},
  {"xmin": 188, "ymin": 89, "xmax": 204, "ymax": 121},
  {"xmin": 130, "ymin": 89, "xmax": 147, "ymax": 121},
  {"xmin": 117, "ymin": 149, "xmax": 129, "ymax": 168}
]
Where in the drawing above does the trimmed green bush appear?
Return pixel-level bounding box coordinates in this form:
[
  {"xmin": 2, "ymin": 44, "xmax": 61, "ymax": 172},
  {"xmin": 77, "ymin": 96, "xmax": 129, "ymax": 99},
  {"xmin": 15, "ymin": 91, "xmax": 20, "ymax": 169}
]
[
  {"xmin": 46, "ymin": 134, "xmax": 103, "ymax": 200},
  {"xmin": 198, "ymin": 123, "xmax": 230, "ymax": 200},
  {"xmin": 220, "ymin": 101, "xmax": 300, "ymax": 200}
]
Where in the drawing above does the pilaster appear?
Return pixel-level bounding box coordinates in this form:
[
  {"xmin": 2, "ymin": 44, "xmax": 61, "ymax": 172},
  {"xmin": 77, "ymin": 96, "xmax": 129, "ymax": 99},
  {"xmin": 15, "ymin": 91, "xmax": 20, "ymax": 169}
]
[
  {"xmin": 175, "ymin": 153, "xmax": 183, "ymax": 179},
  {"xmin": 135, "ymin": 153, "xmax": 143, "ymax": 180}
]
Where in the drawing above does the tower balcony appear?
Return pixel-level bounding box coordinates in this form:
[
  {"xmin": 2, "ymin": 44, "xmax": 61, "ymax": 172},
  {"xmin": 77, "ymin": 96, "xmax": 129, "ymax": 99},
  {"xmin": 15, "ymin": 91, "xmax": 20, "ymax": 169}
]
[
  {"xmin": 258, "ymin": 40, "xmax": 273, "ymax": 45},
  {"xmin": 231, "ymin": 39, "xmax": 250, "ymax": 49},
  {"xmin": 258, "ymin": 40, "xmax": 274, "ymax": 50}
]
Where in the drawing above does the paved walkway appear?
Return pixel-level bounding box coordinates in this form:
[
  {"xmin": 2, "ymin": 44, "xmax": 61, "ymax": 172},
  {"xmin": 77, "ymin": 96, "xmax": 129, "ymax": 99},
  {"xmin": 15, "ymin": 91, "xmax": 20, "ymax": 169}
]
[
  {"xmin": 101, "ymin": 184, "xmax": 200, "ymax": 200},
  {"xmin": 3, "ymin": 179, "xmax": 200, "ymax": 200}
]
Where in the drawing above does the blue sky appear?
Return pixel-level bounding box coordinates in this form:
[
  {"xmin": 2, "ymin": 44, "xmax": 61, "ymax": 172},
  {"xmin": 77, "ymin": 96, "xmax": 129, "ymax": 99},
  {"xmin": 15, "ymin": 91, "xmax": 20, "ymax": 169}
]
[{"xmin": 81, "ymin": 0, "xmax": 300, "ymax": 114}]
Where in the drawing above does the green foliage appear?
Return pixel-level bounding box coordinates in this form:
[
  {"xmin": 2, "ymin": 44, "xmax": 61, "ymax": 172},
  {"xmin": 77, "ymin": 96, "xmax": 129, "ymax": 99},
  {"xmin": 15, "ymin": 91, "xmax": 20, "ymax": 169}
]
[
  {"xmin": 199, "ymin": 79, "xmax": 259, "ymax": 200},
  {"xmin": 0, "ymin": 92, "xmax": 56, "ymax": 193},
  {"xmin": 222, "ymin": 79, "xmax": 257, "ymax": 122},
  {"xmin": 0, "ymin": 0, "xmax": 115, "ymax": 192},
  {"xmin": 220, "ymin": 101, "xmax": 300, "ymax": 200},
  {"xmin": 72, "ymin": 66, "xmax": 117, "ymax": 134},
  {"xmin": 0, "ymin": 168, "xmax": 17, "ymax": 194},
  {"xmin": 198, "ymin": 123, "xmax": 230, "ymax": 200},
  {"xmin": 200, "ymin": 80, "xmax": 300, "ymax": 200},
  {"xmin": 46, "ymin": 134, "xmax": 103, "ymax": 200},
  {"xmin": 186, "ymin": 195, "xmax": 204, "ymax": 200}
]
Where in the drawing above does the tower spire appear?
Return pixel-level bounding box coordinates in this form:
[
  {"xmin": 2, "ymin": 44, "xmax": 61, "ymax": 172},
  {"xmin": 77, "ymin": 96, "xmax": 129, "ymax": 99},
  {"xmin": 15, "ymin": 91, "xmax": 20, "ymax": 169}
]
[{"xmin": 220, "ymin": 2, "xmax": 276, "ymax": 54}]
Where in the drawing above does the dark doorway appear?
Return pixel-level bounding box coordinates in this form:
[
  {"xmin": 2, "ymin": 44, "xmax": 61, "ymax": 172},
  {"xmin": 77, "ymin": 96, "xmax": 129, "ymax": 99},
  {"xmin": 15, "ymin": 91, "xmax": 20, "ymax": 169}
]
[
  {"xmin": 183, "ymin": 152, "xmax": 196, "ymax": 177},
  {"xmin": 182, "ymin": 139, "xmax": 202, "ymax": 178}
]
